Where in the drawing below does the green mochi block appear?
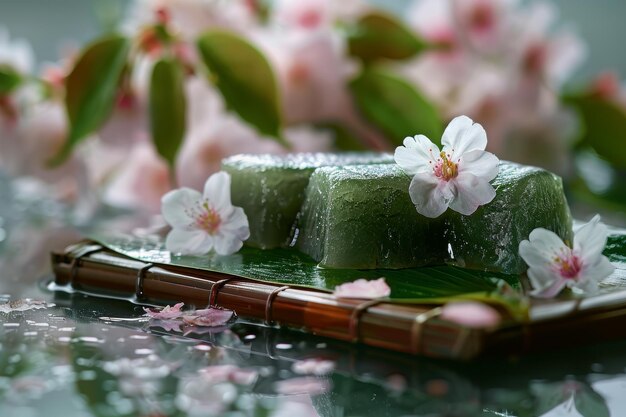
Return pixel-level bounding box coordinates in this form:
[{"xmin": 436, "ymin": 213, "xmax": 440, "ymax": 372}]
[
  {"xmin": 444, "ymin": 161, "xmax": 573, "ymax": 274},
  {"xmin": 222, "ymin": 153, "xmax": 394, "ymax": 249},
  {"xmin": 297, "ymin": 164, "xmax": 446, "ymax": 269}
]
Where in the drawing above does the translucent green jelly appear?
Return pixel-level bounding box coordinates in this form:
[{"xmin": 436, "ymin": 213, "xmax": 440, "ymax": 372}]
[
  {"xmin": 444, "ymin": 161, "xmax": 573, "ymax": 274},
  {"xmin": 297, "ymin": 164, "xmax": 446, "ymax": 269},
  {"xmin": 222, "ymin": 153, "xmax": 394, "ymax": 249},
  {"xmin": 297, "ymin": 161, "xmax": 572, "ymax": 273}
]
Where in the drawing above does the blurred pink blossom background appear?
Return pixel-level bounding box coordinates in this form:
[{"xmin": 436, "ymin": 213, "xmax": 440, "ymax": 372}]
[{"xmin": 1, "ymin": 0, "xmax": 625, "ymax": 223}]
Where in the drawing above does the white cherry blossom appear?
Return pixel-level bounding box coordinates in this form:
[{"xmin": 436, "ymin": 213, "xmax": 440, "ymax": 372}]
[
  {"xmin": 394, "ymin": 115, "xmax": 500, "ymax": 218},
  {"xmin": 161, "ymin": 171, "xmax": 249, "ymax": 256},
  {"xmin": 519, "ymin": 215, "xmax": 615, "ymax": 298}
]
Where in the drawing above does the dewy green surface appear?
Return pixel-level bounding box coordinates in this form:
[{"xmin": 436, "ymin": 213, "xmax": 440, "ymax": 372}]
[
  {"xmin": 222, "ymin": 152, "xmax": 394, "ymax": 249},
  {"xmin": 444, "ymin": 162, "xmax": 573, "ymax": 274},
  {"xmin": 95, "ymin": 233, "xmax": 519, "ymax": 302},
  {"xmin": 297, "ymin": 164, "xmax": 446, "ymax": 269},
  {"xmin": 296, "ymin": 161, "xmax": 572, "ymax": 272}
]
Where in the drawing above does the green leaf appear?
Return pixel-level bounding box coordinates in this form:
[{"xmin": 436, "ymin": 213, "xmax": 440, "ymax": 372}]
[
  {"xmin": 93, "ymin": 233, "xmax": 520, "ymax": 304},
  {"xmin": 50, "ymin": 35, "xmax": 130, "ymax": 166},
  {"xmin": 347, "ymin": 12, "xmax": 428, "ymax": 62},
  {"xmin": 564, "ymin": 93, "xmax": 626, "ymax": 169},
  {"xmin": 197, "ymin": 30, "xmax": 285, "ymax": 145},
  {"xmin": 349, "ymin": 67, "xmax": 443, "ymax": 146},
  {"xmin": 316, "ymin": 122, "xmax": 368, "ymax": 151},
  {"xmin": 149, "ymin": 58, "xmax": 186, "ymax": 168},
  {"xmin": 575, "ymin": 386, "xmax": 610, "ymax": 417},
  {"xmin": 0, "ymin": 65, "xmax": 22, "ymax": 95}
]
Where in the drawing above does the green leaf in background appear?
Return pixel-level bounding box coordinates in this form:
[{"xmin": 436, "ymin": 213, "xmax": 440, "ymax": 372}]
[
  {"xmin": 197, "ymin": 31, "xmax": 285, "ymax": 145},
  {"xmin": 50, "ymin": 35, "xmax": 130, "ymax": 166},
  {"xmin": 149, "ymin": 58, "xmax": 186, "ymax": 168},
  {"xmin": 564, "ymin": 93, "xmax": 626, "ymax": 169},
  {"xmin": 347, "ymin": 12, "xmax": 428, "ymax": 63},
  {"xmin": 349, "ymin": 67, "xmax": 443, "ymax": 146},
  {"xmin": 0, "ymin": 65, "xmax": 22, "ymax": 95},
  {"xmin": 316, "ymin": 122, "xmax": 368, "ymax": 151}
]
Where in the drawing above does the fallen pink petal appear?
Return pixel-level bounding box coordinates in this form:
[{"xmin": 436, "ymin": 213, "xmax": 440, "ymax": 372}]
[
  {"xmin": 143, "ymin": 302, "xmax": 185, "ymax": 320},
  {"xmin": 182, "ymin": 307, "xmax": 235, "ymax": 327},
  {"xmin": 0, "ymin": 299, "xmax": 52, "ymax": 314},
  {"xmin": 148, "ymin": 319, "xmax": 183, "ymax": 332},
  {"xmin": 333, "ymin": 277, "xmax": 391, "ymax": 299},
  {"xmin": 274, "ymin": 377, "xmax": 331, "ymax": 396},
  {"xmin": 292, "ymin": 358, "xmax": 336, "ymax": 376},
  {"xmin": 440, "ymin": 302, "xmax": 502, "ymax": 329},
  {"xmin": 199, "ymin": 365, "xmax": 258, "ymax": 386}
]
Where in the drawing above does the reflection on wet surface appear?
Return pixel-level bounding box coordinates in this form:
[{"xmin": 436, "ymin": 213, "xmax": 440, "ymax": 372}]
[
  {"xmin": 2, "ymin": 286, "xmax": 626, "ymax": 417},
  {"xmin": 1, "ymin": 175, "xmax": 626, "ymax": 417}
]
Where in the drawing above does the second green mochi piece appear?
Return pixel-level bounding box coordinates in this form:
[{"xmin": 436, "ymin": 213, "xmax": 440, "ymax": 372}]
[
  {"xmin": 444, "ymin": 161, "xmax": 573, "ymax": 274},
  {"xmin": 222, "ymin": 153, "xmax": 393, "ymax": 249},
  {"xmin": 297, "ymin": 164, "xmax": 446, "ymax": 269},
  {"xmin": 297, "ymin": 161, "xmax": 572, "ymax": 273}
]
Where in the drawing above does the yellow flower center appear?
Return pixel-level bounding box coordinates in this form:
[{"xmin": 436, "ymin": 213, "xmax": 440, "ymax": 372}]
[
  {"xmin": 555, "ymin": 254, "xmax": 582, "ymax": 279},
  {"xmin": 196, "ymin": 202, "xmax": 221, "ymax": 235},
  {"xmin": 439, "ymin": 151, "xmax": 458, "ymax": 181}
]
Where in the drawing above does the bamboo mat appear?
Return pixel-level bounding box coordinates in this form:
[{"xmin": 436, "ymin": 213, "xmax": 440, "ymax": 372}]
[{"xmin": 50, "ymin": 241, "xmax": 626, "ymax": 360}]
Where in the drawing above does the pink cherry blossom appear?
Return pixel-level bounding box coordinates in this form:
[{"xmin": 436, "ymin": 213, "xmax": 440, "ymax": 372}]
[
  {"xmin": 124, "ymin": 0, "xmax": 257, "ymax": 41},
  {"xmin": 0, "ymin": 27, "xmax": 34, "ymax": 75},
  {"xmin": 176, "ymin": 114, "xmax": 284, "ymax": 190},
  {"xmin": 182, "ymin": 307, "xmax": 235, "ymax": 327},
  {"xmin": 98, "ymin": 87, "xmax": 148, "ymax": 146},
  {"xmin": 161, "ymin": 171, "xmax": 250, "ymax": 256},
  {"xmin": 261, "ymin": 29, "xmax": 356, "ymax": 125},
  {"xmin": 511, "ymin": 2, "xmax": 586, "ymax": 88},
  {"xmin": 143, "ymin": 302, "xmax": 185, "ymax": 319},
  {"xmin": 271, "ymin": 0, "xmax": 366, "ymax": 30},
  {"xmin": 440, "ymin": 301, "xmax": 501, "ymax": 329},
  {"xmin": 519, "ymin": 215, "xmax": 615, "ymax": 298},
  {"xmin": 394, "ymin": 115, "xmax": 500, "ymax": 218},
  {"xmin": 103, "ymin": 141, "xmax": 173, "ymax": 214},
  {"xmin": 333, "ymin": 277, "xmax": 391, "ymax": 299}
]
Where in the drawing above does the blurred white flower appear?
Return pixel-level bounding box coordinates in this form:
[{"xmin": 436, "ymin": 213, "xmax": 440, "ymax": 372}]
[
  {"xmin": 512, "ymin": 5, "xmax": 586, "ymax": 88},
  {"xmin": 0, "ymin": 27, "xmax": 34, "ymax": 74},
  {"xmin": 283, "ymin": 126, "xmax": 333, "ymax": 153},
  {"xmin": 103, "ymin": 141, "xmax": 172, "ymax": 213},
  {"xmin": 98, "ymin": 86, "xmax": 149, "ymax": 146},
  {"xmin": 161, "ymin": 171, "xmax": 249, "ymax": 256},
  {"xmin": 176, "ymin": 113, "xmax": 284, "ymax": 190},
  {"xmin": 272, "ymin": 0, "xmax": 366, "ymax": 30},
  {"xmin": 519, "ymin": 215, "xmax": 614, "ymax": 298},
  {"xmin": 177, "ymin": 76, "xmax": 334, "ymax": 190},
  {"xmin": 260, "ymin": 30, "xmax": 357, "ymax": 124},
  {"xmin": 124, "ymin": 0, "xmax": 257, "ymax": 40},
  {"xmin": 403, "ymin": 0, "xmax": 586, "ymax": 175}
]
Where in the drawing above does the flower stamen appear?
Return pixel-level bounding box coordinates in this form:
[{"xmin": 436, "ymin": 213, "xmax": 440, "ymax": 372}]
[
  {"xmin": 195, "ymin": 201, "xmax": 221, "ymax": 235},
  {"xmin": 556, "ymin": 254, "xmax": 582, "ymax": 279},
  {"xmin": 435, "ymin": 151, "xmax": 459, "ymax": 181}
]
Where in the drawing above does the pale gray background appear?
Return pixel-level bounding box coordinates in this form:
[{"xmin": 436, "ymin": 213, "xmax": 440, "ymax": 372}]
[{"xmin": 0, "ymin": 0, "xmax": 624, "ymax": 84}]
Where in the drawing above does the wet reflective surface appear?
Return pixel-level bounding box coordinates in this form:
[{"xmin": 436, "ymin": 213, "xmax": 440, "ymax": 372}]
[{"xmin": 2, "ymin": 176, "xmax": 626, "ymax": 417}]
